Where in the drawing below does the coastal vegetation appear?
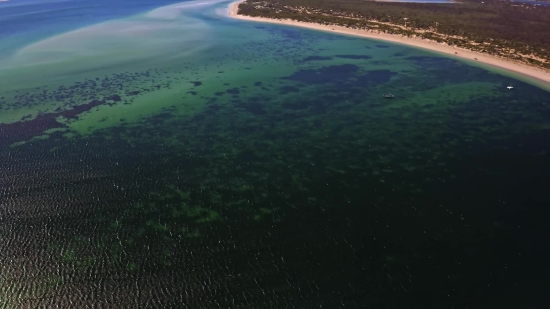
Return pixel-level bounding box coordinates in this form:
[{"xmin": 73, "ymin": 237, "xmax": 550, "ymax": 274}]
[{"xmin": 237, "ymin": 0, "xmax": 550, "ymax": 70}]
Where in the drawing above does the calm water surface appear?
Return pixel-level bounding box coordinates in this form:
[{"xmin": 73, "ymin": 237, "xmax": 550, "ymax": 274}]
[
  {"xmin": 376, "ymin": 0, "xmax": 454, "ymax": 3},
  {"xmin": 1, "ymin": 0, "xmax": 549, "ymax": 308},
  {"xmin": 513, "ymin": 0, "xmax": 550, "ymax": 6}
]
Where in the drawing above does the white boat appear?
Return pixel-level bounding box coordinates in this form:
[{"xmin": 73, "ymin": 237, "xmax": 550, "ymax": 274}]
[{"xmin": 507, "ymin": 86, "xmax": 513, "ymax": 89}]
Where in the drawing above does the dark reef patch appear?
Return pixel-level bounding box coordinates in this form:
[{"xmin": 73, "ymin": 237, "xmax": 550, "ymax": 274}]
[
  {"xmin": 226, "ymin": 88, "xmax": 240, "ymax": 95},
  {"xmin": 105, "ymin": 94, "xmax": 122, "ymax": 102},
  {"xmin": 279, "ymin": 86, "xmax": 300, "ymax": 94},
  {"xmin": 334, "ymin": 55, "xmax": 372, "ymax": 60},
  {"xmin": 355, "ymin": 70, "xmax": 396, "ymax": 86},
  {"xmin": 300, "ymin": 56, "xmax": 333, "ymax": 62},
  {"xmin": 0, "ymin": 99, "xmax": 103, "ymax": 147},
  {"xmin": 236, "ymin": 100, "xmax": 266, "ymax": 115},
  {"xmin": 282, "ymin": 64, "xmax": 359, "ymax": 84}
]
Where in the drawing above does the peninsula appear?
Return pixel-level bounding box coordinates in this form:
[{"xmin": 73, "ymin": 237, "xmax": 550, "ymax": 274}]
[{"xmin": 228, "ymin": 0, "xmax": 550, "ymax": 85}]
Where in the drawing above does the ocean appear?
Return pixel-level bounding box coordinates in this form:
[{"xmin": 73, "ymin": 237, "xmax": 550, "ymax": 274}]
[{"xmin": 1, "ymin": 0, "xmax": 549, "ymax": 307}]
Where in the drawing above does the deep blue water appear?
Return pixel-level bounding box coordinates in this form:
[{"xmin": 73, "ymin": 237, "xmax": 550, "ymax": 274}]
[{"xmin": 0, "ymin": 0, "xmax": 188, "ymax": 53}]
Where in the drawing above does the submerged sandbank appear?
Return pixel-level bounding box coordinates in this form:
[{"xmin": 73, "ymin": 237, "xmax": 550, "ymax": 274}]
[
  {"xmin": 0, "ymin": 1, "xmax": 222, "ymax": 91},
  {"xmin": 227, "ymin": 0, "xmax": 550, "ymax": 88}
]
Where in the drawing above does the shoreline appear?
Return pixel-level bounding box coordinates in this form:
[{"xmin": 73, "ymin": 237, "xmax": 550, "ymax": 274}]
[{"xmin": 227, "ymin": 0, "xmax": 550, "ymax": 87}]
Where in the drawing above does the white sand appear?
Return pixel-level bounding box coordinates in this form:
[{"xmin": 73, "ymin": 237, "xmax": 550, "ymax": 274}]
[{"xmin": 227, "ymin": 0, "xmax": 550, "ymax": 86}]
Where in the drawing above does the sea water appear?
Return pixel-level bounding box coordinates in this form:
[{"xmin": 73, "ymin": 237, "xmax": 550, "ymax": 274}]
[
  {"xmin": 1, "ymin": 0, "xmax": 549, "ymax": 307},
  {"xmin": 376, "ymin": 0, "xmax": 454, "ymax": 3}
]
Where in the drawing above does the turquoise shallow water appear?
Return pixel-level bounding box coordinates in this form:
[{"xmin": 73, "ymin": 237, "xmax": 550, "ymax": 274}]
[{"xmin": 1, "ymin": 0, "xmax": 550, "ymax": 307}]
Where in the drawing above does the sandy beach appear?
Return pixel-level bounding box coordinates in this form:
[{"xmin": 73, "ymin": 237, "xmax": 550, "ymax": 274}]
[{"xmin": 227, "ymin": 0, "xmax": 550, "ymax": 86}]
